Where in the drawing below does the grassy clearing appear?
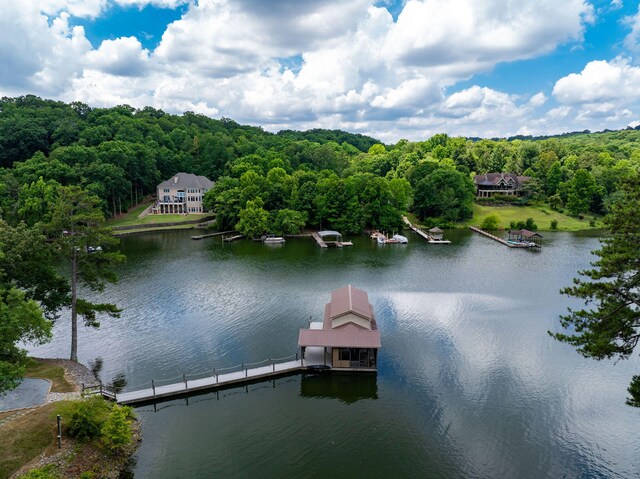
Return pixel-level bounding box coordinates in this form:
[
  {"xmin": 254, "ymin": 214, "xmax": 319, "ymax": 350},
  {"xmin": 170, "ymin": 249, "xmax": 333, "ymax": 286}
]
[
  {"xmin": 468, "ymin": 204, "xmax": 603, "ymax": 231},
  {"xmin": 0, "ymin": 402, "xmax": 59, "ymax": 479},
  {"xmin": 24, "ymin": 360, "xmax": 73, "ymax": 393},
  {"xmin": 107, "ymin": 202, "xmax": 151, "ymax": 226},
  {"xmin": 113, "ymin": 224, "xmax": 199, "ymax": 236},
  {"xmin": 109, "ymin": 208, "xmax": 210, "ymax": 228}
]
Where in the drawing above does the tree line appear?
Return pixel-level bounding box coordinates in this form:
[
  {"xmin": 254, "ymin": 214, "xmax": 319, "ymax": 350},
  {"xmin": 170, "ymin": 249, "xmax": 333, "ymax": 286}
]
[{"xmin": 1, "ymin": 95, "xmax": 639, "ymax": 404}]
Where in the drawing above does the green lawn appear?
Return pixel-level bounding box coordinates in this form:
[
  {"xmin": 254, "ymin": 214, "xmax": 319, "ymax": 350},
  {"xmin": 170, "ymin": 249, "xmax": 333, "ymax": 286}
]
[
  {"xmin": 24, "ymin": 359, "xmax": 74, "ymax": 393},
  {"xmin": 469, "ymin": 204, "xmax": 603, "ymax": 231},
  {"xmin": 108, "ymin": 202, "xmax": 211, "ymax": 228},
  {"xmin": 113, "ymin": 224, "xmax": 199, "ymax": 235}
]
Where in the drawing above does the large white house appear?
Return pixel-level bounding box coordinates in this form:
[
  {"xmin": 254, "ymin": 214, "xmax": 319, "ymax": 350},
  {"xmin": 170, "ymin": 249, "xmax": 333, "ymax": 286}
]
[{"xmin": 153, "ymin": 172, "xmax": 214, "ymax": 214}]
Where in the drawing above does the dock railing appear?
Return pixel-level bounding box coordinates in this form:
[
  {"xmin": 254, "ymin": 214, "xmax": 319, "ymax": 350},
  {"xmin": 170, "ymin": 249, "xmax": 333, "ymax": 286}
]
[{"xmin": 116, "ymin": 353, "xmax": 300, "ymax": 400}]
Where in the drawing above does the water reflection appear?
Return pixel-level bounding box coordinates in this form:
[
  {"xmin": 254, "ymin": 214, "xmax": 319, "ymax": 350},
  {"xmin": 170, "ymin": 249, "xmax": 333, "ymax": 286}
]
[
  {"xmin": 28, "ymin": 230, "xmax": 640, "ymax": 478},
  {"xmin": 300, "ymin": 372, "xmax": 378, "ymax": 404}
]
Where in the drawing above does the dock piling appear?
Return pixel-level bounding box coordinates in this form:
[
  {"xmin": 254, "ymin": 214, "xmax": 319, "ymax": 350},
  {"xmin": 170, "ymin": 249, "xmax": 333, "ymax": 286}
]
[
  {"xmin": 183, "ymin": 374, "xmax": 187, "ymax": 389},
  {"xmin": 151, "ymin": 379, "xmax": 155, "ymax": 396}
]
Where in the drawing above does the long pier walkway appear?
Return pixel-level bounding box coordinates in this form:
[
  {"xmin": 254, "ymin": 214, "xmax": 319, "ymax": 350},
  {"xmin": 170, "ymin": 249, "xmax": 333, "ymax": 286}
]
[
  {"xmin": 469, "ymin": 226, "xmax": 528, "ymax": 248},
  {"xmin": 115, "ymin": 354, "xmax": 305, "ymax": 405}
]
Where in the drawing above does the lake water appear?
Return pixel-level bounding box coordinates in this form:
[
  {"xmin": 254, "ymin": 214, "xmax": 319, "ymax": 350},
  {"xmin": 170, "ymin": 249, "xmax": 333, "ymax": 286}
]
[{"xmin": 30, "ymin": 229, "xmax": 640, "ymax": 478}]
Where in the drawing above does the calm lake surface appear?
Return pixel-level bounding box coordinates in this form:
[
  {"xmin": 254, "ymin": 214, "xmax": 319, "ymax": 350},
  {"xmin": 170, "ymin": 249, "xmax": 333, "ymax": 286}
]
[{"xmin": 30, "ymin": 229, "xmax": 640, "ymax": 478}]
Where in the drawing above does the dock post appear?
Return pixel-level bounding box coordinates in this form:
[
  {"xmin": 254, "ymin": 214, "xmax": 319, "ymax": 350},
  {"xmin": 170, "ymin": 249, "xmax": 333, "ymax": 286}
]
[
  {"xmin": 216, "ymin": 372, "xmax": 218, "ymax": 384},
  {"xmin": 183, "ymin": 374, "xmax": 187, "ymax": 389},
  {"xmin": 271, "ymin": 358, "xmax": 275, "ymax": 372},
  {"xmin": 99, "ymin": 380, "xmax": 103, "ymax": 397},
  {"xmin": 152, "ymin": 379, "xmax": 155, "ymax": 396}
]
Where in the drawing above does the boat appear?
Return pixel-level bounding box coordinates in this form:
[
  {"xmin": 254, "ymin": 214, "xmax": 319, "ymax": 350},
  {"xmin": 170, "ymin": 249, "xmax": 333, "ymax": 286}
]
[
  {"xmin": 392, "ymin": 234, "xmax": 408, "ymax": 244},
  {"xmin": 377, "ymin": 234, "xmax": 400, "ymax": 244},
  {"xmin": 263, "ymin": 235, "xmax": 285, "ymax": 244}
]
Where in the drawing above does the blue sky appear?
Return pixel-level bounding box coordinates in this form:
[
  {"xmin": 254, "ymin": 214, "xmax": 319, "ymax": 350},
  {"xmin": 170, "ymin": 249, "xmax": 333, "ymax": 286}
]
[{"xmin": 1, "ymin": 0, "xmax": 639, "ymax": 142}]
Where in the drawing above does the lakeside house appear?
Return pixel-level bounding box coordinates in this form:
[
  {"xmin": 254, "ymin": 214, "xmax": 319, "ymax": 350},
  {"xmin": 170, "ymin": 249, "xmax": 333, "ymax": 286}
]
[
  {"xmin": 298, "ymin": 285, "xmax": 381, "ymax": 370},
  {"xmin": 474, "ymin": 173, "xmax": 530, "ymax": 198},
  {"xmin": 153, "ymin": 172, "xmax": 214, "ymax": 214}
]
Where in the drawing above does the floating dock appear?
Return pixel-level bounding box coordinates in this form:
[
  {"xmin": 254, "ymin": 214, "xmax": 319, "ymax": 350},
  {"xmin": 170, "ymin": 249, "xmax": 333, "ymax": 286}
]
[
  {"xmin": 469, "ymin": 226, "xmax": 529, "ymax": 248},
  {"xmin": 222, "ymin": 234, "xmax": 244, "ymax": 242},
  {"xmin": 191, "ymin": 230, "xmax": 235, "ymax": 240}
]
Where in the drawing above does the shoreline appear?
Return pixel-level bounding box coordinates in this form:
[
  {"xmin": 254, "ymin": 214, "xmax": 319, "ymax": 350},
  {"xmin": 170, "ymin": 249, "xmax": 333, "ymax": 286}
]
[{"xmin": 3, "ymin": 358, "xmax": 140, "ymax": 479}]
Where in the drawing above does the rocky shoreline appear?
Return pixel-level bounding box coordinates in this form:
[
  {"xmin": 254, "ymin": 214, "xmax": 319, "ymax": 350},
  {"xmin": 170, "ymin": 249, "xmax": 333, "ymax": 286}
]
[{"xmin": 36, "ymin": 358, "xmax": 99, "ymax": 391}]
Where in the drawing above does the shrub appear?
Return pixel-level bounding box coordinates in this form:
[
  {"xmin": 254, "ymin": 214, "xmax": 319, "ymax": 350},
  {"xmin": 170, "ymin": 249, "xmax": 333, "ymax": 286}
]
[
  {"xmin": 550, "ymin": 219, "xmax": 558, "ymax": 230},
  {"xmin": 589, "ymin": 219, "xmax": 596, "ymax": 227},
  {"xmin": 63, "ymin": 397, "xmax": 112, "ymax": 441},
  {"xmin": 101, "ymin": 406, "xmax": 133, "ymax": 453},
  {"xmin": 481, "ymin": 214, "xmax": 500, "ymax": 230},
  {"xmin": 19, "ymin": 466, "xmax": 57, "ymax": 479},
  {"xmin": 524, "ymin": 217, "xmax": 538, "ymax": 230}
]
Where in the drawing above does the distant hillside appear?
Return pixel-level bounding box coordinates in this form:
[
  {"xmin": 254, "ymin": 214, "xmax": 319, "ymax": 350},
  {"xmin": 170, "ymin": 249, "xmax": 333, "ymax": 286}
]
[{"xmin": 276, "ymin": 128, "xmax": 382, "ymax": 152}]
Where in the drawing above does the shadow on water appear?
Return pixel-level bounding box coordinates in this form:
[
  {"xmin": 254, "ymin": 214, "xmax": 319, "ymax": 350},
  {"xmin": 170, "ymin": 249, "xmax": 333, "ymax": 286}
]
[{"xmin": 300, "ymin": 372, "xmax": 378, "ymax": 404}]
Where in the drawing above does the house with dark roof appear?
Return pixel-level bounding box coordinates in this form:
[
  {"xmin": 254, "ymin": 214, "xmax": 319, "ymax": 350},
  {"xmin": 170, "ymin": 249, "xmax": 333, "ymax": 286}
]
[
  {"xmin": 474, "ymin": 173, "xmax": 530, "ymax": 198},
  {"xmin": 298, "ymin": 285, "xmax": 380, "ymax": 370},
  {"xmin": 153, "ymin": 172, "xmax": 214, "ymax": 214}
]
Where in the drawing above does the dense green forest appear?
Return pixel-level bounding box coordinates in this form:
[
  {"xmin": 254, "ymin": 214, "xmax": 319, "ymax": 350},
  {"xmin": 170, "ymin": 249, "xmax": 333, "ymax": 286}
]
[{"xmin": 2, "ymin": 95, "xmax": 640, "ymax": 236}]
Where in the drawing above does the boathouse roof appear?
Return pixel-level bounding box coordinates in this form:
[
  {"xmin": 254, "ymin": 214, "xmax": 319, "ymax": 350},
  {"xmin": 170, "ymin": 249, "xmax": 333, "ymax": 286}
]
[
  {"xmin": 318, "ymin": 230, "xmax": 342, "ymax": 238},
  {"xmin": 326, "ymin": 285, "xmax": 373, "ymax": 322},
  {"xmin": 429, "ymin": 227, "xmax": 443, "ymax": 233},
  {"xmin": 508, "ymin": 229, "xmax": 543, "ymax": 238},
  {"xmin": 298, "ymin": 285, "xmax": 380, "ymax": 349}
]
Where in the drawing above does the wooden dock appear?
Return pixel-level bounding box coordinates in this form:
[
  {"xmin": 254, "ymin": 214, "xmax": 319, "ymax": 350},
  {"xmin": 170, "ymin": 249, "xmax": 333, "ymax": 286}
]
[
  {"xmin": 191, "ymin": 230, "xmax": 235, "ymax": 240},
  {"xmin": 115, "ymin": 355, "xmax": 306, "ymax": 405},
  {"xmin": 222, "ymin": 234, "xmax": 244, "ymax": 242},
  {"xmin": 402, "ymin": 217, "xmax": 451, "ymax": 244},
  {"xmin": 311, "ymin": 232, "xmax": 328, "ymax": 248},
  {"xmin": 469, "ymin": 226, "xmax": 529, "ymax": 248}
]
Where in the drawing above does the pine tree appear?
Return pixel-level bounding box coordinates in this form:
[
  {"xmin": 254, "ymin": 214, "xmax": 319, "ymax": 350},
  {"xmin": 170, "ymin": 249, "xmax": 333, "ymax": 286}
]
[
  {"xmin": 552, "ymin": 174, "xmax": 640, "ymax": 406},
  {"xmin": 49, "ymin": 186, "xmax": 124, "ymax": 362}
]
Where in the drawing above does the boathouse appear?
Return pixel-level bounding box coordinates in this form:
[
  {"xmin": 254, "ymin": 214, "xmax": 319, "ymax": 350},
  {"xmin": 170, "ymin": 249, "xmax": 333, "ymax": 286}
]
[
  {"xmin": 508, "ymin": 229, "xmax": 543, "ymax": 247},
  {"xmin": 317, "ymin": 230, "xmax": 343, "ymax": 247},
  {"xmin": 429, "ymin": 227, "xmax": 444, "ymax": 240},
  {"xmin": 298, "ymin": 285, "xmax": 381, "ymax": 370}
]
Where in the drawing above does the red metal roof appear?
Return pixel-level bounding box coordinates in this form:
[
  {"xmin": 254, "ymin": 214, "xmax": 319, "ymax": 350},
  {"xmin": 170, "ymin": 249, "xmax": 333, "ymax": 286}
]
[
  {"xmin": 328, "ymin": 285, "xmax": 373, "ymax": 321},
  {"xmin": 298, "ymin": 325, "xmax": 381, "ymax": 348}
]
